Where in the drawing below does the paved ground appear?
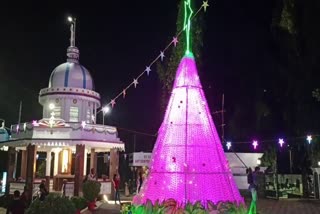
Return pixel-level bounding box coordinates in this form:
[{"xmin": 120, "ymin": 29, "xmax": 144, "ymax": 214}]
[
  {"xmin": 0, "ymin": 198, "xmax": 319, "ymax": 214},
  {"xmin": 247, "ymin": 199, "xmax": 320, "ymax": 214},
  {"xmin": 91, "ymin": 198, "xmax": 320, "ymax": 214}
]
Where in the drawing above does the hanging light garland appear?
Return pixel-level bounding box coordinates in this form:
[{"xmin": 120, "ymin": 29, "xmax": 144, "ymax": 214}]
[
  {"xmin": 307, "ymin": 135, "xmax": 312, "ymax": 144},
  {"xmin": 278, "ymin": 138, "xmax": 285, "ymax": 147},
  {"xmin": 224, "ymin": 134, "xmax": 318, "ymax": 151},
  {"xmin": 226, "ymin": 141, "xmax": 232, "ymax": 150},
  {"xmin": 252, "ymin": 140, "xmax": 258, "ymax": 150},
  {"xmin": 97, "ymin": 1, "xmax": 210, "ymax": 114}
]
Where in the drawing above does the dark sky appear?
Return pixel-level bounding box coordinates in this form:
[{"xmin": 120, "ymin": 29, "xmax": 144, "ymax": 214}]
[{"xmin": 0, "ymin": 0, "xmax": 275, "ymax": 152}]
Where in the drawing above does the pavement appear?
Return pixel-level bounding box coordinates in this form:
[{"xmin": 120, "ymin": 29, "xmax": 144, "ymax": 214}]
[
  {"xmin": 246, "ymin": 199, "xmax": 320, "ymax": 214},
  {"xmin": 89, "ymin": 197, "xmax": 320, "ymax": 214}
]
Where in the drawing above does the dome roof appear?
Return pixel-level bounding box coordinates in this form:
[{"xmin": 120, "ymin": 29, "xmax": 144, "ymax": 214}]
[
  {"xmin": 48, "ymin": 46, "xmax": 94, "ymax": 90},
  {"xmin": 49, "ymin": 62, "xmax": 94, "ymax": 90}
]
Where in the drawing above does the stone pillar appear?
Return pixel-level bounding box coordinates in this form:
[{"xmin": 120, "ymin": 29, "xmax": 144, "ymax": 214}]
[
  {"xmin": 84, "ymin": 149, "xmax": 88, "ymax": 176},
  {"xmin": 45, "ymin": 151, "xmax": 52, "ymax": 191},
  {"xmin": 52, "ymin": 149, "xmax": 61, "ymax": 191},
  {"xmin": 26, "ymin": 144, "xmax": 36, "ymax": 201},
  {"xmin": 6, "ymin": 147, "xmax": 16, "ymax": 194},
  {"xmin": 109, "ymin": 149, "xmax": 119, "ymax": 179},
  {"xmin": 109, "ymin": 149, "xmax": 119, "ymax": 200},
  {"xmin": 90, "ymin": 148, "xmax": 97, "ymax": 173},
  {"xmin": 13, "ymin": 151, "xmax": 18, "ymax": 179},
  {"xmin": 7, "ymin": 147, "xmax": 16, "ymax": 182},
  {"xmin": 46, "ymin": 151, "xmax": 52, "ymax": 177},
  {"xmin": 53, "ymin": 150, "xmax": 59, "ymax": 176},
  {"xmin": 74, "ymin": 144, "xmax": 84, "ymax": 196},
  {"xmin": 20, "ymin": 150, "xmax": 27, "ymax": 179}
]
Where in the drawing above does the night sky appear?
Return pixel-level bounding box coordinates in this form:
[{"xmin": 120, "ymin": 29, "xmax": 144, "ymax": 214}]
[{"xmin": 0, "ymin": 0, "xmax": 276, "ymax": 152}]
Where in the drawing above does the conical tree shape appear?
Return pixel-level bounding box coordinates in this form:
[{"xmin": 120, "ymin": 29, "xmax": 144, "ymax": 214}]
[{"xmin": 133, "ymin": 54, "xmax": 243, "ymax": 205}]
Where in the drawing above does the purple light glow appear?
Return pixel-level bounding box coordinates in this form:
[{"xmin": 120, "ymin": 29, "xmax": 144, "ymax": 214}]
[
  {"xmin": 133, "ymin": 55, "xmax": 243, "ymax": 205},
  {"xmin": 252, "ymin": 140, "xmax": 258, "ymax": 150},
  {"xmin": 226, "ymin": 142, "xmax": 232, "ymax": 150},
  {"xmin": 278, "ymin": 138, "xmax": 284, "ymax": 147}
]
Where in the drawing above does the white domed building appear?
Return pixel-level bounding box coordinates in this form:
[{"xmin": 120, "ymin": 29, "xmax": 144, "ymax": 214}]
[
  {"xmin": 0, "ymin": 21, "xmax": 124, "ymax": 198},
  {"xmin": 40, "ymin": 45, "xmax": 99, "ymax": 123}
]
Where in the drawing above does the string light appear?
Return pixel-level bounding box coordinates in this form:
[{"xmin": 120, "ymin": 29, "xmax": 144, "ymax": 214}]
[
  {"xmin": 252, "ymin": 140, "xmax": 258, "ymax": 150},
  {"xmin": 226, "ymin": 141, "xmax": 231, "ymax": 150},
  {"xmin": 96, "ymin": 2, "xmax": 208, "ymax": 112},
  {"xmin": 307, "ymin": 135, "xmax": 312, "ymax": 144},
  {"xmin": 278, "ymin": 138, "xmax": 285, "ymax": 147}
]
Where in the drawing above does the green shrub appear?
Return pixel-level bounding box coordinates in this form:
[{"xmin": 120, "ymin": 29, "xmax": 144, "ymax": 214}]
[
  {"xmin": 0, "ymin": 195, "xmax": 11, "ymax": 208},
  {"xmin": 26, "ymin": 193, "xmax": 76, "ymax": 214},
  {"xmin": 82, "ymin": 180, "xmax": 101, "ymax": 202},
  {"xmin": 70, "ymin": 196, "xmax": 87, "ymax": 210},
  {"xmin": 121, "ymin": 200, "xmax": 247, "ymax": 214}
]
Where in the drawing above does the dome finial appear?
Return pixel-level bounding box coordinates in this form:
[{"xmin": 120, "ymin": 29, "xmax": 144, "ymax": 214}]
[
  {"xmin": 68, "ymin": 16, "xmax": 76, "ymax": 47},
  {"xmin": 66, "ymin": 16, "xmax": 79, "ymax": 63}
]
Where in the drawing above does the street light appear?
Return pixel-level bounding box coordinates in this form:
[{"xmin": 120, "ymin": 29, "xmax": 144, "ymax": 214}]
[
  {"xmin": 102, "ymin": 106, "xmax": 110, "ymax": 125},
  {"xmin": 102, "ymin": 106, "xmax": 110, "ymax": 114},
  {"xmin": 257, "ymin": 159, "xmax": 261, "ymax": 165},
  {"xmin": 68, "ymin": 16, "xmax": 73, "ymax": 22},
  {"xmin": 318, "ymin": 161, "xmax": 320, "ymax": 167}
]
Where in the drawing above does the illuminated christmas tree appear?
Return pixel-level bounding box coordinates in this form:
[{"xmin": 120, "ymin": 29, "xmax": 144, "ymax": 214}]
[{"xmin": 133, "ymin": 0, "xmax": 243, "ymax": 205}]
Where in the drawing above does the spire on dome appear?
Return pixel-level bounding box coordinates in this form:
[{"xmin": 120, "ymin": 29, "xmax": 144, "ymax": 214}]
[{"xmin": 66, "ymin": 16, "xmax": 79, "ymax": 63}]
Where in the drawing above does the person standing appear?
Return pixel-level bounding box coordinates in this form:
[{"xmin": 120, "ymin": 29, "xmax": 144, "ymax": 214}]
[
  {"xmin": 137, "ymin": 172, "xmax": 144, "ymax": 193},
  {"xmin": 113, "ymin": 174, "xmax": 121, "ymax": 205},
  {"xmin": 39, "ymin": 179, "xmax": 49, "ymax": 201},
  {"xmin": 61, "ymin": 179, "xmax": 68, "ymax": 197},
  {"xmin": 20, "ymin": 186, "xmax": 29, "ymax": 208},
  {"xmin": 88, "ymin": 168, "xmax": 97, "ymax": 181},
  {"xmin": 6, "ymin": 190, "xmax": 25, "ymax": 214},
  {"xmin": 247, "ymin": 167, "xmax": 257, "ymax": 214}
]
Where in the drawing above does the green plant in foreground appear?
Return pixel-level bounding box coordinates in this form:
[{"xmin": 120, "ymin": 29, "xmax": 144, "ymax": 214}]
[
  {"xmin": 71, "ymin": 196, "xmax": 87, "ymax": 210},
  {"xmin": 121, "ymin": 199, "xmax": 247, "ymax": 214},
  {"xmin": 26, "ymin": 193, "xmax": 76, "ymax": 214},
  {"xmin": 82, "ymin": 180, "xmax": 101, "ymax": 202}
]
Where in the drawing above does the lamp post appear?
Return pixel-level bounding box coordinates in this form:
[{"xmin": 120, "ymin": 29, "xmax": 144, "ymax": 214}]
[{"xmin": 102, "ymin": 106, "xmax": 110, "ymax": 125}]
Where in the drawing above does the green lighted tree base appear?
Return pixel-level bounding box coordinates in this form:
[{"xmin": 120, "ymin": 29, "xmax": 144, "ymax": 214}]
[{"xmin": 121, "ymin": 199, "xmax": 247, "ymax": 214}]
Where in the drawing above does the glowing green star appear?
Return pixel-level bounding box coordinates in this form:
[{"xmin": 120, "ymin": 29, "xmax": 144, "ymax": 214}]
[
  {"xmin": 184, "ymin": 0, "xmax": 194, "ymax": 55},
  {"xmin": 202, "ymin": 1, "xmax": 209, "ymax": 12}
]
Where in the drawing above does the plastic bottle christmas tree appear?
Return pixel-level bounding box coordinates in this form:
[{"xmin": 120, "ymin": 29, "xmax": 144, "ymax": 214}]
[{"xmin": 133, "ymin": 0, "xmax": 243, "ymax": 205}]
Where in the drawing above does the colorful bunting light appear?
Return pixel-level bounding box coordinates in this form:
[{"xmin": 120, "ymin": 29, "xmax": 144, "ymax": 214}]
[
  {"xmin": 226, "ymin": 141, "xmax": 232, "ymax": 150},
  {"xmin": 252, "ymin": 140, "xmax": 258, "ymax": 150},
  {"xmin": 307, "ymin": 135, "xmax": 312, "ymax": 144},
  {"xmin": 96, "ymin": 3, "xmax": 208, "ymax": 112},
  {"xmin": 278, "ymin": 138, "xmax": 285, "ymax": 147}
]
